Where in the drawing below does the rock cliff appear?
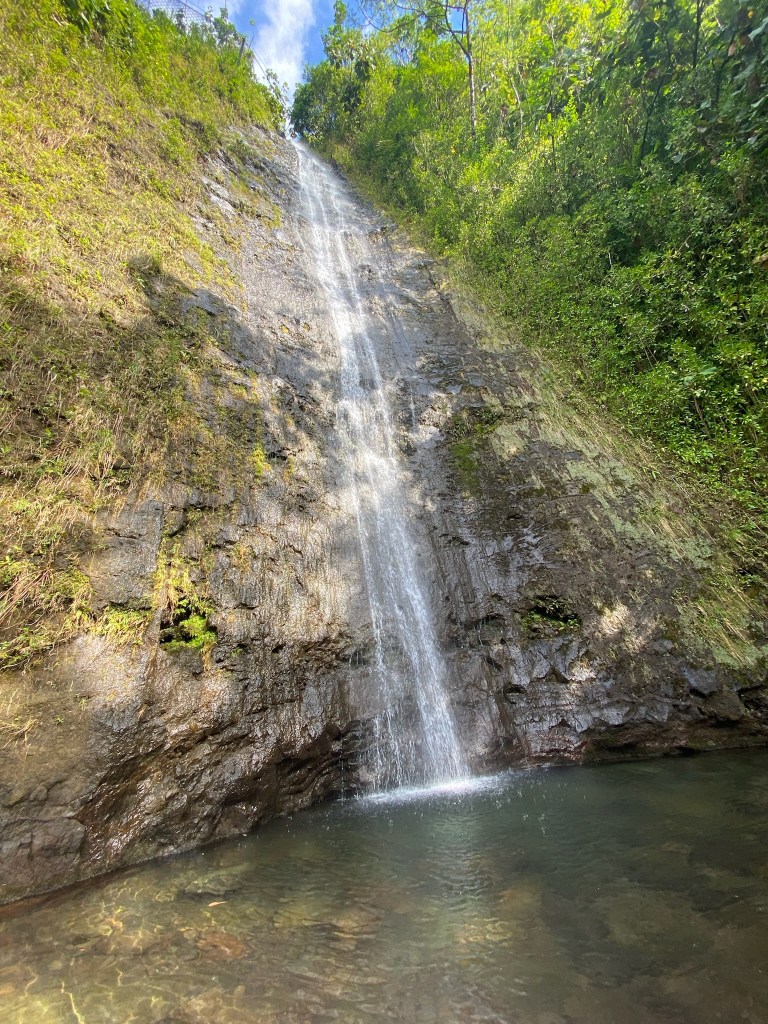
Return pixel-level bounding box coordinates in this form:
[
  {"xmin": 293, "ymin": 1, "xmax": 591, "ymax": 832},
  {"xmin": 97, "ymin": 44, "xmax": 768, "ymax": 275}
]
[{"xmin": 1, "ymin": 131, "xmax": 766, "ymax": 903}]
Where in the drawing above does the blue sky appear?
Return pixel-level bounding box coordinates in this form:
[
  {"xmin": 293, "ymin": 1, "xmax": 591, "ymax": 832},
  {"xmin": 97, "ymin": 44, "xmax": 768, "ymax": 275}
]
[{"xmin": 224, "ymin": 0, "xmax": 337, "ymax": 93}]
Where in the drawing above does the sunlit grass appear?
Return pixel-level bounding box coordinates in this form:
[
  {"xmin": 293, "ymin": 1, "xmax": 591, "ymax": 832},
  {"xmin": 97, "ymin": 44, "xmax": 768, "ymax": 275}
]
[{"xmin": 0, "ymin": 0, "xmax": 277, "ymax": 669}]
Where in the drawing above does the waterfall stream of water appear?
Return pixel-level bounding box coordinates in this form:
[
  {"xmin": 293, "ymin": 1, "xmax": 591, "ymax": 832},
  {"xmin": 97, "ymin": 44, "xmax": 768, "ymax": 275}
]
[{"xmin": 296, "ymin": 143, "xmax": 466, "ymax": 789}]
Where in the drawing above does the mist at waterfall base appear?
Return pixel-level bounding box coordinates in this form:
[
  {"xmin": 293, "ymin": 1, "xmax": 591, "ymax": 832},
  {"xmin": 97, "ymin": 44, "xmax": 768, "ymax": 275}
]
[
  {"xmin": 3, "ymin": 751, "xmax": 768, "ymax": 1023},
  {"xmin": 296, "ymin": 142, "xmax": 465, "ymax": 790}
]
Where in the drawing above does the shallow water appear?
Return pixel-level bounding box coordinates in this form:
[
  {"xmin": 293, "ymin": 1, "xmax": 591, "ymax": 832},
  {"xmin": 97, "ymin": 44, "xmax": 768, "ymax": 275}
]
[{"xmin": 3, "ymin": 751, "xmax": 768, "ymax": 1023}]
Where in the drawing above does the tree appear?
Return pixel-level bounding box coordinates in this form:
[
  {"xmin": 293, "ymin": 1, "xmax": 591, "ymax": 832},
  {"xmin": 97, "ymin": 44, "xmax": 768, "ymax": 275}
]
[
  {"xmin": 355, "ymin": 0, "xmax": 479, "ymax": 140},
  {"xmin": 292, "ymin": 2, "xmax": 376, "ymax": 140}
]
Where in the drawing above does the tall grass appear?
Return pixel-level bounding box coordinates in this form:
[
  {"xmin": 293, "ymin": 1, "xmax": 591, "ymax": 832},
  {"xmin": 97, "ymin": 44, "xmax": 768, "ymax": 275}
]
[{"xmin": 0, "ymin": 0, "xmax": 279, "ymax": 667}]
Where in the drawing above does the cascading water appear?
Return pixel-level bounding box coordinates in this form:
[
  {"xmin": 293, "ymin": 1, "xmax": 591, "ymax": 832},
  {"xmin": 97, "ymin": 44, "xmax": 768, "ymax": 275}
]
[{"xmin": 296, "ymin": 142, "xmax": 466, "ymax": 790}]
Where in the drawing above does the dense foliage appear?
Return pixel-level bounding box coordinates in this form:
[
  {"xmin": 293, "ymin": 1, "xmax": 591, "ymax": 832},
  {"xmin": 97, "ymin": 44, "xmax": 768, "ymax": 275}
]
[
  {"xmin": 60, "ymin": 0, "xmax": 283, "ymax": 127},
  {"xmin": 293, "ymin": 0, "xmax": 768, "ymax": 518}
]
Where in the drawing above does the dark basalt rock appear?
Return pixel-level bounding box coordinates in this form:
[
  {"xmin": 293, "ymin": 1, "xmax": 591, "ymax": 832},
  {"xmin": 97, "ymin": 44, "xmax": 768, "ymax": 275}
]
[{"xmin": 1, "ymin": 132, "xmax": 766, "ymax": 904}]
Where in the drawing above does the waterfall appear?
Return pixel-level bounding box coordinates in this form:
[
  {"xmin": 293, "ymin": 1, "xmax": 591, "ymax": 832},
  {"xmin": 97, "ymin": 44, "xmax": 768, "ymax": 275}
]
[{"xmin": 295, "ymin": 143, "xmax": 466, "ymax": 789}]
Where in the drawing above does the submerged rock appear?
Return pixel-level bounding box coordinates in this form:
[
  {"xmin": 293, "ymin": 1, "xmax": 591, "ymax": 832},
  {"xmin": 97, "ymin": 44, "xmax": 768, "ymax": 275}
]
[{"xmin": 182, "ymin": 867, "xmax": 248, "ymax": 898}]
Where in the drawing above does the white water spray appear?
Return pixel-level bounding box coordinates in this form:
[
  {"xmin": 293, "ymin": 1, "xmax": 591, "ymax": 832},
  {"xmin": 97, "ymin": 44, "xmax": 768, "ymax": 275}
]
[{"xmin": 296, "ymin": 143, "xmax": 466, "ymax": 789}]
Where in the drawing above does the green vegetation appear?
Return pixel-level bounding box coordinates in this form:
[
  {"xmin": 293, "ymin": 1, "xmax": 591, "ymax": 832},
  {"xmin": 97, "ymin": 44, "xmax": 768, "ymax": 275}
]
[
  {"xmin": 448, "ymin": 404, "xmax": 504, "ymax": 494},
  {"xmin": 293, "ymin": 0, "xmax": 768, "ymax": 528},
  {"xmin": 155, "ymin": 536, "xmax": 217, "ymax": 655},
  {"xmin": 92, "ymin": 606, "xmax": 153, "ymax": 645},
  {"xmin": 522, "ymin": 597, "xmax": 581, "ymax": 638},
  {"xmin": 159, "ymin": 597, "xmax": 217, "ymax": 654},
  {"xmin": 0, "ymin": 0, "xmax": 279, "ymax": 668},
  {"xmin": 251, "ymin": 442, "xmax": 271, "ymax": 479}
]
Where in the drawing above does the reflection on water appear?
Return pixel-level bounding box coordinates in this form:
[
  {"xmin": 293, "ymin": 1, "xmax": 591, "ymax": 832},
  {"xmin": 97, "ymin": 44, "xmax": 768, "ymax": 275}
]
[{"xmin": 2, "ymin": 751, "xmax": 768, "ymax": 1023}]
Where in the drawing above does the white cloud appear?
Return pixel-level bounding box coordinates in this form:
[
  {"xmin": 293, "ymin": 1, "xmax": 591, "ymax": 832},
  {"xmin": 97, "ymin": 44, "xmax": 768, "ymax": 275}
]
[{"xmin": 253, "ymin": 0, "xmax": 316, "ymax": 92}]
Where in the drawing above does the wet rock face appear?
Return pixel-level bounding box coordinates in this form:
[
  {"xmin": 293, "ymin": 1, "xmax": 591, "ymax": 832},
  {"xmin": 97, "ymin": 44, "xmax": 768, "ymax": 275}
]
[{"xmin": 1, "ymin": 134, "xmax": 766, "ymax": 903}]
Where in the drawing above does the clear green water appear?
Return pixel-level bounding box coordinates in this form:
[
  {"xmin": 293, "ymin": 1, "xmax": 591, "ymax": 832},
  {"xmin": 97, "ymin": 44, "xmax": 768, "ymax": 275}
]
[{"xmin": 3, "ymin": 751, "xmax": 768, "ymax": 1023}]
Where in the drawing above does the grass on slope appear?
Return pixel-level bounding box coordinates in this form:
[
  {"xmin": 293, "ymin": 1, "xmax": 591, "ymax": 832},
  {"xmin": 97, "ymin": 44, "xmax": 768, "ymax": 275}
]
[{"xmin": 0, "ymin": 0, "xmax": 279, "ymax": 669}]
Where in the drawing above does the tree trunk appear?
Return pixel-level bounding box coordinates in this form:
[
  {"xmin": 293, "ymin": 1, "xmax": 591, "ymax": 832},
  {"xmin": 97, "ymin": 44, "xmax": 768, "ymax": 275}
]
[
  {"xmin": 467, "ymin": 52, "xmax": 477, "ymax": 141},
  {"xmin": 466, "ymin": 7, "xmax": 477, "ymax": 141},
  {"xmin": 693, "ymin": 0, "xmax": 704, "ymax": 67}
]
